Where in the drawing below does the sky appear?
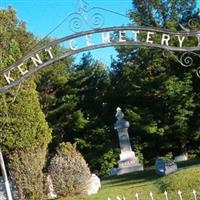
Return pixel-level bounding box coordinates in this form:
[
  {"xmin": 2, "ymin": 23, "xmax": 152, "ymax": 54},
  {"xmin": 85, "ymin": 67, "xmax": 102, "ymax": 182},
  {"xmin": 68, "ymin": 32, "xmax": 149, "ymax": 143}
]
[
  {"xmin": 1, "ymin": 0, "xmax": 133, "ymax": 66},
  {"xmin": 1, "ymin": 0, "xmax": 200, "ymax": 66}
]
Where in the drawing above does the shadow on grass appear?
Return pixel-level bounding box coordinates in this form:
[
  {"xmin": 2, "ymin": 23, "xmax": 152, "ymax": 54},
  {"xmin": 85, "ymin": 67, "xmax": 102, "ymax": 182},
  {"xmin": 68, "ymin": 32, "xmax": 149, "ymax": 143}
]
[
  {"xmin": 102, "ymin": 159, "xmax": 200, "ymax": 188},
  {"xmin": 109, "ymin": 180, "xmax": 159, "ymax": 188},
  {"xmin": 102, "ymin": 168, "xmax": 161, "ymax": 187}
]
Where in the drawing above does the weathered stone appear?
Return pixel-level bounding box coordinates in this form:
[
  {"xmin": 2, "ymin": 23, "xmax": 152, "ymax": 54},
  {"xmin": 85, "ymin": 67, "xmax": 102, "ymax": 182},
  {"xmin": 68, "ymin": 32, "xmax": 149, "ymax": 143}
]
[
  {"xmin": 86, "ymin": 174, "xmax": 101, "ymax": 195},
  {"xmin": 155, "ymin": 159, "xmax": 177, "ymax": 176},
  {"xmin": 110, "ymin": 168, "xmax": 117, "ymax": 176},
  {"xmin": 175, "ymin": 154, "xmax": 188, "ymax": 162},
  {"xmin": 114, "ymin": 107, "xmax": 143, "ymax": 175}
]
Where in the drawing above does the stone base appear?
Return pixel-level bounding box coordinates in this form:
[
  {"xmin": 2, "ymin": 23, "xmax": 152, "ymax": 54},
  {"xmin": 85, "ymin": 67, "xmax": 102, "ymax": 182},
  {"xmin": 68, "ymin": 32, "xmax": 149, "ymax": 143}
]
[
  {"xmin": 117, "ymin": 164, "xmax": 144, "ymax": 175},
  {"xmin": 118, "ymin": 157, "xmax": 139, "ymax": 168},
  {"xmin": 116, "ymin": 154, "xmax": 144, "ymax": 175}
]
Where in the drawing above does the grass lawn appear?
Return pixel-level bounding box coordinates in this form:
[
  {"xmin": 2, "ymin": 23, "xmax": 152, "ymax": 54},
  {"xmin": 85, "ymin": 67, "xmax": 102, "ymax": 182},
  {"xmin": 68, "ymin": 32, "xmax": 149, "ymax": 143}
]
[{"xmin": 59, "ymin": 159, "xmax": 200, "ymax": 200}]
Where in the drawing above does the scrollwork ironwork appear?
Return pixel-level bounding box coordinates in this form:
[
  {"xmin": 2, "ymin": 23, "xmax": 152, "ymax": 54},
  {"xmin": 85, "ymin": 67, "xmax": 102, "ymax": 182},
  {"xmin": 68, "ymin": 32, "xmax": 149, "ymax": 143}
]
[
  {"xmin": 68, "ymin": 13, "xmax": 84, "ymax": 33},
  {"xmin": 196, "ymin": 66, "xmax": 200, "ymax": 78},
  {"xmin": 179, "ymin": 52, "xmax": 194, "ymax": 67},
  {"xmin": 188, "ymin": 18, "xmax": 200, "ymax": 30},
  {"xmin": 67, "ymin": 2, "xmax": 106, "ymax": 32},
  {"xmin": 68, "ymin": 5, "xmax": 105, "ymax": 32},
  {"xmin": 2, "ymin": 0, "xmax": 200, "ymax": 93},
  {"xmin": 78, "ymin": 0, "xmax": 90, "ymax": 13},
  {"xmin": 163, "ymin": 50, "xmax": 200, "ymax": 78},
  {"xmin": 180, "ymin": 17, "xmax": 200, "ymax": 32},
  {"xmin": 67, "ymin": 0, "xmax": 128, "ymax": 32},
  {"xmin": 88, "ymin": 8, "xmax": 104, "ymax": 29}
]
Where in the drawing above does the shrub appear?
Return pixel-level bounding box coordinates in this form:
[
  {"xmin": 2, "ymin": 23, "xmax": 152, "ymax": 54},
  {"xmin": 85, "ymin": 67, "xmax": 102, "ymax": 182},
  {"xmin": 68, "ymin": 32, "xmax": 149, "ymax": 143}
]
[
  {"xmin": 8, "ymin": 146, "xmax": 47, "ymax": 200},
  {"xmin": 48, "ymin": 142, "xmax": 91, "ymax": 197},
  {"xmin": 98, "ymin": 149, "xmax": 118, "ymax": 176}
]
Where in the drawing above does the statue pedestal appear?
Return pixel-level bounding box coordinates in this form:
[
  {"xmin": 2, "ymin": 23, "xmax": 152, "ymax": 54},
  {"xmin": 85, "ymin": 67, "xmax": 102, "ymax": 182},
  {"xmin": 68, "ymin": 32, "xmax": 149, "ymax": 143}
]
[{"xmin": 117, "ymin": 151, "xmax": 144, "ymax": 175}]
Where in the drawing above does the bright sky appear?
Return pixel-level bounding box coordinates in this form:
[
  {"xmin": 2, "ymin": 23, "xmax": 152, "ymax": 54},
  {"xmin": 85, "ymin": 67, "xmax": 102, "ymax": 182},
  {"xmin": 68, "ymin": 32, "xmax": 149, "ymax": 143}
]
[
  {"xmin": 1, "ymin": 0, "xmax": 132, "ymax": 66},
  {"xmin": 1, "ymin": 0, "xmax": 200, "ymax": 66}
]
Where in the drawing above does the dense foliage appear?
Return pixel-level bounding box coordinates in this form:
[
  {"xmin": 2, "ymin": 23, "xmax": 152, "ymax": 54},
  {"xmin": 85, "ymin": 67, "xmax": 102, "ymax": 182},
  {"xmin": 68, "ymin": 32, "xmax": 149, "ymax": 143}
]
[
  {"xmin": 109, "ymin": 0, "xmax": 200, "ymax": 165},
  {"xmin": 37, "ymin": 53, "xmax": 119, "ymax": 176},
  {"xmin": 0, "ymin": 7, "xmax": 52, "ymax": 199},
  {"xmin": 9, "ymin": 146, "xmax": 47, "ymax": 200}
]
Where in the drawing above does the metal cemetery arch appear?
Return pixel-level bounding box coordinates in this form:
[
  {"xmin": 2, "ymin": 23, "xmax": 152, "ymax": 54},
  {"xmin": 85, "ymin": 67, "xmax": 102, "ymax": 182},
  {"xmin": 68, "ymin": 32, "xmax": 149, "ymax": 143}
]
[
  {"xmin": 1, "ymin": 25, "xmax": 200, "ymax": 93},
  {"xmin": 1, "ymin": 0, "xmax": 200, "ymax": 94},
  {"xmin": 1, "ymin": 1, "xmax": 200, "ymax": 199}
]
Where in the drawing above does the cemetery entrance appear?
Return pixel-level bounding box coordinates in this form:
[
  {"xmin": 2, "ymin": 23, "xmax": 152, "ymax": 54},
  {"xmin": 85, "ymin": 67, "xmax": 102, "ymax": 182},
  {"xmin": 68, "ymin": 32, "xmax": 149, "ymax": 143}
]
[
  {"xmin": 1, "ymin": 25, "xmax": 200, "ymax": 93},
  {"xmin": 1, "ymin": 0, "xmax": 200, "ymax": 199}
]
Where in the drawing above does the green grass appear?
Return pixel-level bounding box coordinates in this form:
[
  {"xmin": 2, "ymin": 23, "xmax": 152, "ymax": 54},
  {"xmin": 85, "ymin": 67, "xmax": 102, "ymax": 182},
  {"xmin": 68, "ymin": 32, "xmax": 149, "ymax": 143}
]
[
  {"xmin": 59, "ymin": 160, "xmax": 200, "ymax": 200},
  {"xmin": 59, "ymin": 168, "xmax": 161, "ymax": 200},
  {"xmin": 158, "ymin": 167, "xmax": 200, "ymax": 191}
]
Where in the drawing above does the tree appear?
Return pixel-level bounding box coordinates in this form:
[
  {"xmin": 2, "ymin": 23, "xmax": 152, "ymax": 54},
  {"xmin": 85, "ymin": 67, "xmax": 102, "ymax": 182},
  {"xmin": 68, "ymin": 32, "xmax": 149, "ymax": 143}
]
[
  {"xmin": 67, "ymin": 53, "xmax": 119, "ymax": 175},
  {"xmin": 0, "ymin": 7, "xmax": 52, "ymax": 199},
  {"xmin": 36, "ymin": 50, "xmax": 88, "ymax": 153},
  {"xmin": 110, "ymin": 0, "xmax": 199, "ymax": 163},
  {"xmin": 38, "ymin": 52, "xmax": 118, "ymax": 176}
]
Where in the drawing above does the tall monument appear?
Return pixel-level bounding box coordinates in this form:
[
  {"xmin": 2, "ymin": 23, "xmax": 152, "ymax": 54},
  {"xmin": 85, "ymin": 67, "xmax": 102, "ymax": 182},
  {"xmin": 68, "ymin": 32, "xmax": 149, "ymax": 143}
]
[{"xmin": 114, "ymin": 107, "xmax": 143, "ymax": 175}]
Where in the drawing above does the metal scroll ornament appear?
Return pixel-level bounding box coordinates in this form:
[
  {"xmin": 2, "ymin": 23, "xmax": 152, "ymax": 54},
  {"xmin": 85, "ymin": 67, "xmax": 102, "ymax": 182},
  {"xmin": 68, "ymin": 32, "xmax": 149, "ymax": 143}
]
[
  {"xmin": 188, "ymin": 18, "xmax": 200, "ymax": 30},
  {"xmin": 179, "ymin": 52, "xmax": 194, "ymax": 68},
  {"xmin": 88, "ymin": 8, "xmax": 104, "ymax": 29},
  {"xmin": 179, "ymin": 14, "xmax": 200, "ymax": 32},
  {"xmin": 162, "ymin": 16, "xmax": 200, "ymax": 78},
  {"xmin": 69, "ymin": 13, "xmax": 84, "ymax": 33},
  {"xmin": 68, "ymin": 0, "xmax": 104, "ymax": 32},
  {"xmin": 163, "ymin": 50, "xmax": 200, "ymax": 78}
]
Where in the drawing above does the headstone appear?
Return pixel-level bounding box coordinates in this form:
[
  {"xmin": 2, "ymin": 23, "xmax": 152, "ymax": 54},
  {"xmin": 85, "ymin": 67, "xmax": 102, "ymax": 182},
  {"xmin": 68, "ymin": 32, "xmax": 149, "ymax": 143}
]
[
  {"xmin": 155, "ymin": 159, "xmax": 177, "ymax": 176},
  {"xmin": 175, "ymin": 154, "xmax": 188, "ymax": 162},
  {"xmin": 110, "ymin": 167, "xmax": 117, "ymax": 176},
  {"xmin": 86, "ymin": 174, "xmax": 101, "ymax": 195},
  {"xmin": 114, "ymin": 107, "xmax": 143, "ymax": 175}
]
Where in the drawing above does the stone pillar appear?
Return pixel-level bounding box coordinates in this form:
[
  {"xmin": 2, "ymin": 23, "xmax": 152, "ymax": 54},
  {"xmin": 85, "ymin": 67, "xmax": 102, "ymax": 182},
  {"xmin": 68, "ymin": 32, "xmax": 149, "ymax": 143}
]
[{"xmin": 114, "ymin": 107, "xmax": 143, "ymax": 175}]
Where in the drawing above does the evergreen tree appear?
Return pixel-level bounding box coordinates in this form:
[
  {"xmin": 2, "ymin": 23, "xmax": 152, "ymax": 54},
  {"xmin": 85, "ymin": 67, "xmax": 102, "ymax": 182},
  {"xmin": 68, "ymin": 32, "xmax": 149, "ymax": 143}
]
[
  {"xmin": 110, "ymin": 0, "xmax": 199, "ymax": 163},
  {"xmin": 36, "ymin": 50, "xmax": 87, "ymax": 152},
  {"xmin": 0, "ymin": 7, "xmax": 52, "ymax": 199},
  {"xmin": 71, "ymin": 53, "xmax": 117, "ymax": 175},
  {"xmin": 38, "ymin": 52, "xmax": 118, "ymax": 176}
]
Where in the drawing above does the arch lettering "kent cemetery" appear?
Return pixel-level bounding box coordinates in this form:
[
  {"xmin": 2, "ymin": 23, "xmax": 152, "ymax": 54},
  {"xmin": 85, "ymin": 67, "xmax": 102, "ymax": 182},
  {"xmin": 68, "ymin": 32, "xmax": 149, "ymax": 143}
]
[{"xmin": 1, "ymin": 26, "xmax": 200, "ymax": 93}]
